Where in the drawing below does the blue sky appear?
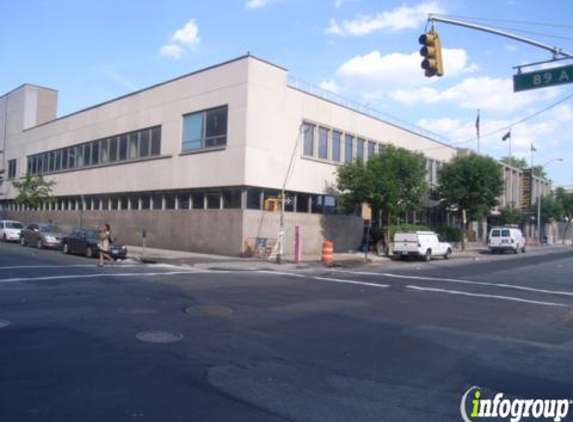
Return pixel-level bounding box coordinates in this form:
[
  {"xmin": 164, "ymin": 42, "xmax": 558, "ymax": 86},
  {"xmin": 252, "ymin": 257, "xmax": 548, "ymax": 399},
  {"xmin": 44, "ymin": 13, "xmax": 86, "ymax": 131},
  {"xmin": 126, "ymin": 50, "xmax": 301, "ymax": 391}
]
[{"xmin": 1, "ymin": 0, "xmax": 572, "ymax": 186}]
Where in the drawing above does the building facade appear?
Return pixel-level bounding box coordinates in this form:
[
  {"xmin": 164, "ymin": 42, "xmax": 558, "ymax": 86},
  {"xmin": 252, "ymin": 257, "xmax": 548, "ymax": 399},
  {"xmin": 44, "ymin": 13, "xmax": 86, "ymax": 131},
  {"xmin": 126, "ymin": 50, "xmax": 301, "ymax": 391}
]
[{"xmin": 0, "ymin": 55, "xmax": 547, "ymax": 255}]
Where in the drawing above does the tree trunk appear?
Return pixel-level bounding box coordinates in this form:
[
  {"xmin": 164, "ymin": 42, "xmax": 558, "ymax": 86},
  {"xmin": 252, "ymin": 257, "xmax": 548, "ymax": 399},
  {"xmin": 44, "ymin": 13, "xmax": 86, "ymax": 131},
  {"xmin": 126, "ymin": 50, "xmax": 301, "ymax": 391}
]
[
  {"xmin": 385, "ymin": 210, "xmax": 391, "ymax": 256},
  {"xmin": 460, "ymin": 211, "xmax": 466, "ymax": 251},
  {"xmin": 563, "ymin": 220, "xmax": 572, "ymax": 245}
]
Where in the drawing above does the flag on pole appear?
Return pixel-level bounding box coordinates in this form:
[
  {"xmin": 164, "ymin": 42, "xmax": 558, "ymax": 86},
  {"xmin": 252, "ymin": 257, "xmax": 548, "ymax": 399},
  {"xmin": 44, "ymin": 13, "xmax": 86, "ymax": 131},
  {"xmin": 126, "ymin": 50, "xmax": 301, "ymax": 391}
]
[
  {"xmin": 502, "ymin": 131, "xmax": 511, "ymax": 141},
  {"xmin": 475, "ymin": 110, "xmax": 480, "ymax": 139},
  {"xmin": 530, "ymin": 143, "xmax": 537, "ymax": 152}
]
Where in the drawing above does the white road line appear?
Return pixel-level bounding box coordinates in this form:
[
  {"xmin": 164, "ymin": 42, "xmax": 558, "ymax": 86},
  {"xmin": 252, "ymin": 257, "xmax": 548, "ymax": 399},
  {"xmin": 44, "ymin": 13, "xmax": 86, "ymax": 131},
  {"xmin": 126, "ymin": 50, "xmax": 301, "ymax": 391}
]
[
  {"xmin": 0, "ymin": 264, "xmax": 126, "ymax": 270},
  {"xmin": 0, "ymin": 271, "xmax": 212, "ymax": 284},
  {"xmin": 344, "ymin": 271, "xmax": 573, "ymax": 299},
  {"xmin": 406, "ymin": 285, "xmax": 567, "ymax": 307},
  {"xmin": 256, "ymin": 270, "xmax": 307, "ymax": 278},
  {"xmin": 313, "ymin": 276, "xmax": 389, "ymax": 288}
]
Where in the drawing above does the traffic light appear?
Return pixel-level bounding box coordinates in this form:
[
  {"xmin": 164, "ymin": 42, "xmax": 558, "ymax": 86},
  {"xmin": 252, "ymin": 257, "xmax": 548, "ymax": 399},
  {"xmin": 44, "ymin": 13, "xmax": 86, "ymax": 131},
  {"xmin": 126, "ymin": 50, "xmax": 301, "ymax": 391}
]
[{"xmin": 419, "ymin": 28, "xmax": 444, "ymax": 77}]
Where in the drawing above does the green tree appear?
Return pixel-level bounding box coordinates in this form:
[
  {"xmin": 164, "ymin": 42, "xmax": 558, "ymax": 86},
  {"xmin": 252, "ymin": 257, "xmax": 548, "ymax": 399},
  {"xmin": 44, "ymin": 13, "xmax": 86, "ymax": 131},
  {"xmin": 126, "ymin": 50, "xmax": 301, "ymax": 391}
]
[
  {"xmin": 532, "ymin": 166, "xmax": 548, "ymax": 180},
  {"xmin": 336, "ymin": 145, "xmax": 427, "ymax": 251},
  {"xmin": 12, "ymin": 172, "xmax": 56, "ymax": 209},
  {"xmin": 544, "ymin": 195, "xmax": 564, "ymax": 223},
  {"xmin": 499, "ymin": 204, "xmax": 522, "ymax": 225},
  {"xmin": 555, "ymin": 187, "xmax": 573, "ymax": 243},
  {"xmin": 531, "ymin": 194, "xmax": 564, "ymax": 241},
  {"xmin": 500, "ymin": 156, "xmax": 548, "ymax": 180},
  {"xmin": 438, "ymin": 154, "xmax": 504, "ymax": 248},
  {"xmin": 500, "ymin": 156, "xmax": 527, "ymax": 169}
]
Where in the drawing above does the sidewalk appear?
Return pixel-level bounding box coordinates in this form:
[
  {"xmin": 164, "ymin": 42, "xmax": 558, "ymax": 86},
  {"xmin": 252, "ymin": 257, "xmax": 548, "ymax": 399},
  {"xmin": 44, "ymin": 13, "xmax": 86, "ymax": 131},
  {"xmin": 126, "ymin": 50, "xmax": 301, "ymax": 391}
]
[
  {"xmin": 126, "ymin": 241, "xmax": 546, "ymax": 271},
  {"xmin": 126, "ymin": 242, "xmax": 571, "ymax": 271}
]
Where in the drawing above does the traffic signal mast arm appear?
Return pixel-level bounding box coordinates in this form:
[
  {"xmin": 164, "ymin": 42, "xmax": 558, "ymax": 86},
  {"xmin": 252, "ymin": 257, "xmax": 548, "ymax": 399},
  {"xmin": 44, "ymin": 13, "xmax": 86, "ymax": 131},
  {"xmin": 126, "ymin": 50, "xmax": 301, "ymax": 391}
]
[{"xmin": 428, "ymin": 14, "xmax": 573, "ymax": 60}]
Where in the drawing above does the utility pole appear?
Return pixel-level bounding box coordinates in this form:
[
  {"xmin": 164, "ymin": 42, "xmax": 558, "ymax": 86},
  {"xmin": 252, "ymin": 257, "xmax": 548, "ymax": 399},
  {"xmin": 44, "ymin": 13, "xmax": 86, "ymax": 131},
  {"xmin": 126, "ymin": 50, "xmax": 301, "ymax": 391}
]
[{"xmin": 275, "ymin": 124, "xmax": 304, "ymax": 264}]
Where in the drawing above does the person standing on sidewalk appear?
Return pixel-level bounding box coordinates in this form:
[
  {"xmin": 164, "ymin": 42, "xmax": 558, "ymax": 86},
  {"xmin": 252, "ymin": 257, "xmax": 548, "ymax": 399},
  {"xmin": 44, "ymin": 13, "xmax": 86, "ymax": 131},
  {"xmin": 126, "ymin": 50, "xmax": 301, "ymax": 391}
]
[{"xmin": 98, "ymin": 224, "xmax": 114, "ymax": 267}]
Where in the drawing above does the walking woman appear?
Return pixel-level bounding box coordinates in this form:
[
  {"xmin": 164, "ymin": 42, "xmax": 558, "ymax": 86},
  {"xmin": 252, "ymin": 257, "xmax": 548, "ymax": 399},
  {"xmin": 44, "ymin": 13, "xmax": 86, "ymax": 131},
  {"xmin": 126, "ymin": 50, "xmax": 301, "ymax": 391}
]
[{"xmin": 98, "ymin": 224, "xmax": 114, "ymax": 267}]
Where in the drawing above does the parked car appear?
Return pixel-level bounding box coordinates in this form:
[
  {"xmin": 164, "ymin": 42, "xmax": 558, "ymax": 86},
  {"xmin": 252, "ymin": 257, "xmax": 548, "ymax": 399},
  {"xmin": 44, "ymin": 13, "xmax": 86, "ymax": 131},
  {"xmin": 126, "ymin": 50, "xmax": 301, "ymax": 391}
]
[
  {"xmin": 392, "ymin": 231, "xmax": 452, "ymax": 261},
  {"xmin": 0, "ymin": 220, "xmax": 24, "ymax": 242},
  {"xmin": 488, "ymin": 226, "xmax": 526, "ymax": 254},
  {"xmin": 20, "ymin": 223, "xmax": 65, "ymax": 249},
  {"xmin": 62, "ymin": 227, "xmax": 127, "ymax": 259}
]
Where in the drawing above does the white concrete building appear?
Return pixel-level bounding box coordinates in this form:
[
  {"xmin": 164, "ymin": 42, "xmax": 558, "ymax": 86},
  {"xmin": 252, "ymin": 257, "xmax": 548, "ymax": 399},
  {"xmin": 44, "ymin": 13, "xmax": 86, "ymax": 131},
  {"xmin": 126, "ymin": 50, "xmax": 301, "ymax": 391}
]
[{"xmin": 0, "ymin": 55, "xmax": 535, "ymax": 255}]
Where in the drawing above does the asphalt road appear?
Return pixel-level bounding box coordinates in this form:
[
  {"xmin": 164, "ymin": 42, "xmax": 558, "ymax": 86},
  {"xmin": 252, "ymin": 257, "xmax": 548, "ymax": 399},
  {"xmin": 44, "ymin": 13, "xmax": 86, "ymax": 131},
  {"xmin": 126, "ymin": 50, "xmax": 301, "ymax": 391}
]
[{"xmin": 1, "ymin": 241, "xmax": 572, "ymax": 422}]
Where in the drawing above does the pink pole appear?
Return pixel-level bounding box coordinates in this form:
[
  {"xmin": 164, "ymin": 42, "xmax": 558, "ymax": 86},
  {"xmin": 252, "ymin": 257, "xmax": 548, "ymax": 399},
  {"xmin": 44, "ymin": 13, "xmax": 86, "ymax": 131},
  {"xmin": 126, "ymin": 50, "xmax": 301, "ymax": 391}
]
[{"xmin": 294, "ymin": 225, "xmax": 302, "ymax": 263}]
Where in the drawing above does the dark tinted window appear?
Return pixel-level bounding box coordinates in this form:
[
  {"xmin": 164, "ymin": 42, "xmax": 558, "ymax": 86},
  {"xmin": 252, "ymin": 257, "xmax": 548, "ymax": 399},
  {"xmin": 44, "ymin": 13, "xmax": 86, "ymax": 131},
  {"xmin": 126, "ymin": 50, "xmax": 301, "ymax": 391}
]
[
  {"xmin": 318, "ymin": 127, "xmax": 328, "ymax": 159},
  {"xmin": 303, "ymin": 123, "xmax": 315, "ymax": 157},
  {"xmin": 205, "ymin": 107, "xmax": 227, "ymax": 147},
  {"xmin": 109, "ymin": 137, "xmax": 118, "ymax": 162},
  {"xmin": 139, "ymin": 130, "xmax": 150, "ymax": 158},
  {"xmin": 151, "ymin": 127, "xmax": 161, "ymax": 155},
  {"xmin": 119, "ymin": 135, "xmax": 128, "ymax": 161},
  {"xmin": 332, "ymin": 131, "xmax": 341, "ymax": 162}
]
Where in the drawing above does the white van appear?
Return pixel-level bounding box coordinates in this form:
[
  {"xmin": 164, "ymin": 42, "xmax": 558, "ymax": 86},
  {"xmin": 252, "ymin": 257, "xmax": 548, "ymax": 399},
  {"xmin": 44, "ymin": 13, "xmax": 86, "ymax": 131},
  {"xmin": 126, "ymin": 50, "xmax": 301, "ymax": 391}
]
[
  {"xmin": 488, "ymin": 226, "xmax": 526, "ymax": 254},
  {"xmin": 393, "ymin": 231, "xmax": 452, "ymax": 261}
]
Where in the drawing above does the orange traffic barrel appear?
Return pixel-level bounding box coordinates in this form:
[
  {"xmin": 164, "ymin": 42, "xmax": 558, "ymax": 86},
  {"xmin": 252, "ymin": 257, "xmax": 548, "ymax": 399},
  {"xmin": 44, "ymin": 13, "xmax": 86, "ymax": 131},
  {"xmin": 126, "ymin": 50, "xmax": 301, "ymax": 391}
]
[{"xmin": 322, "ymin": 241, "xmax": 333, "ymax": 265}]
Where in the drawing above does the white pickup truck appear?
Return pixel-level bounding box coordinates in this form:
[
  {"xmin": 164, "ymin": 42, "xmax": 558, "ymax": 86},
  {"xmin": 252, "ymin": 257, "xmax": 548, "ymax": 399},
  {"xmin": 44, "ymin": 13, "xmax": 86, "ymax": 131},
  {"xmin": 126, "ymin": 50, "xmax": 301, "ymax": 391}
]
[{"xmin": 392, "ymin": 231, "xmax": 452, "ymax": 261}]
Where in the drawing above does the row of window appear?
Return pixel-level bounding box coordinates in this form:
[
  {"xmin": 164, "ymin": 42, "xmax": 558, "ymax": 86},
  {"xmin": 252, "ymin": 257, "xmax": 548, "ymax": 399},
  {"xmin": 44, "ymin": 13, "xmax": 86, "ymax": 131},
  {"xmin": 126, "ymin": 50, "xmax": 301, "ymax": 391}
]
[
  {"xmin": 0, "ymin": 187, "xmax": 336, "ymax": 214},
  {"xmin": 19, "ymin": 104, "xmax": 229, "ymax": 179},
  {"xmin": 303, "ymin": 121, "xmax": 443, "ymax": 185},
  {"xmin": 26, "ymin": 126, "xmax": 162, "ymax": 176},
  {"xmin": 303, "ymin": 122, "xmax": 382, "ymax": 164}
]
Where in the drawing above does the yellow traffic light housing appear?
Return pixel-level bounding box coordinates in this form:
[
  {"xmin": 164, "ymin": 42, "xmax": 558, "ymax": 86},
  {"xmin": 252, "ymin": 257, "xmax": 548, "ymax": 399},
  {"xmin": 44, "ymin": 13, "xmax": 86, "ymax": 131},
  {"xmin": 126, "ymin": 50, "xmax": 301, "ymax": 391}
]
[{"xmin": 419, "ymin": 28, "xmax": 444, "ymax": 77}]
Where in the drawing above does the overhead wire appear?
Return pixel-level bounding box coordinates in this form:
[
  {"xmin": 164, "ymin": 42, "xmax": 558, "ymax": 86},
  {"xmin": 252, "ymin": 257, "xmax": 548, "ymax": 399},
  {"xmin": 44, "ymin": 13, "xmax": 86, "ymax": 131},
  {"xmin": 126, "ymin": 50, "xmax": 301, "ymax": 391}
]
[
  {"xmin": 432, "ymin": 14, "xmax": 573, "ymax": 30},
  {"xmin": 431, "ymin": 15, "xmax": 573, "ymax": 43},
  {"xmin": 417, "ymin": 90, "xmax": 573, "ymax": 152}
]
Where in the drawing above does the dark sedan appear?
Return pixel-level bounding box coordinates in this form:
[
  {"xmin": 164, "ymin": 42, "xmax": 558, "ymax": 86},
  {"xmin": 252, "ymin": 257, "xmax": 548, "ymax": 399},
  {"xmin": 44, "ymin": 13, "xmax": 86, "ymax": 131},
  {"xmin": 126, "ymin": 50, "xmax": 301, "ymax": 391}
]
[{"xmin": 62, "ymin": 227, "xmax": 128, "ymax": 259}]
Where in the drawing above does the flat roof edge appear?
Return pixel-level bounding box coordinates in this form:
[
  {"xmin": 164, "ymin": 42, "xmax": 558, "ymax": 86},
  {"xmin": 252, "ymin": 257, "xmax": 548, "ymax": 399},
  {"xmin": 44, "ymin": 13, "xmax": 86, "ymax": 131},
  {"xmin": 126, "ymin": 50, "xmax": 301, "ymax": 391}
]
[
  {"xmin": 1, "ymin": 83, "xmax": 58, "ymax": 99},
  {"xmin": 24, "ymin": 53, "xmax": 285, "ymax": 131}
]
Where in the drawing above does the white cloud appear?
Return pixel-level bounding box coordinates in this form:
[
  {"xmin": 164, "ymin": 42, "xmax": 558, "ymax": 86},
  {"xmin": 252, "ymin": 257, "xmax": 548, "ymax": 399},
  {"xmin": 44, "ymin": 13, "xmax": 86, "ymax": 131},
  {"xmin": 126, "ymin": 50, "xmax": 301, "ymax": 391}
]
[
  {"xmin": 334, "ymin": 47, "xmax": 475, "ymax": 97},
  {"xmin": 550, "ymin": 104, "xmax": 573, "ymax": 122},
  {"xmin": 335, "ymin": 0, "xmax": 357, "ymax": 8},
  {"xmin": 392, "ymin": 76, "xmax": 559, "ymax": 113},
  {"xmin": 246, "ymin": 0, "xmax": 267, "ymax": 9},
  {"xmin": 160, "ymin": 44, "xmax": 184, "ymax": 60},
  {"xmin": 319, "ymin": 79, "xmax": 341, "ymax": 94},
  {"xmin": 417, "ymin": 100, "xmax": 573, "ymax": 165},
  {"xmin": 504, "ymin": 44, "xmax": 517, "ymax": 53},
  {"xmin": 98, "ymin": 64, "xmax": 138, "ymax": 91},
  {"xmin": 160, "ymin": 19, "xmax": 200, "ymax": 60},
  {"xmin": 326, "ymin": 18, "xmax": 343, "ymax": 35},
  {"xmin": 245, "ymin": 0, "xmax": 285, "ymax": 9},
  {"xmin": 326, "ymin": 2, "xmax": 446, "ymax": 36},
  {"xmin": 172, "ymin": 20, "xmax": 201, "ymax": 50}
]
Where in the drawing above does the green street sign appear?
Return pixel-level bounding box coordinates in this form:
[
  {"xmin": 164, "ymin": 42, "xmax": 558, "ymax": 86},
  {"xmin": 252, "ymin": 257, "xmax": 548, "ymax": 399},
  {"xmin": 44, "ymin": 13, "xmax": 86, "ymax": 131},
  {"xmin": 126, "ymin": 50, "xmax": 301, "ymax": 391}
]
[{"xmin": 513, "ymin": 64, "xmax": 573, "ymax": 92}]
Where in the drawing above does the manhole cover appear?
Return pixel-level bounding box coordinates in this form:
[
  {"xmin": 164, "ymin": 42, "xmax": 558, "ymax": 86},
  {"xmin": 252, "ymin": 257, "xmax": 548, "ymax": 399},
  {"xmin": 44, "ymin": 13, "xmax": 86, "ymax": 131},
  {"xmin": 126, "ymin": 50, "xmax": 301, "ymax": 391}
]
[
  {"xmin": 135, "ymin": 331, "xmax": 183, "ymax": 343},
  {"xmin": 0, "ymin": 320, "xmax": 10, "ymax": 329},
  {"xmin": 183, "ymin": 305, "xmax": 233, "ymax": 316}
]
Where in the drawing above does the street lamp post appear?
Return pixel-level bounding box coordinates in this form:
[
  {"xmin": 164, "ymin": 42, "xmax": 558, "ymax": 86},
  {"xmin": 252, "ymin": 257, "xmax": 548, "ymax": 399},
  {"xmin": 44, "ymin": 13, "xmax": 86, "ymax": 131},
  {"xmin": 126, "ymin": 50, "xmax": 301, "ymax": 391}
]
[{"xmin": 537, "ymin": 158, "xmax": 564, "ymax": 246}]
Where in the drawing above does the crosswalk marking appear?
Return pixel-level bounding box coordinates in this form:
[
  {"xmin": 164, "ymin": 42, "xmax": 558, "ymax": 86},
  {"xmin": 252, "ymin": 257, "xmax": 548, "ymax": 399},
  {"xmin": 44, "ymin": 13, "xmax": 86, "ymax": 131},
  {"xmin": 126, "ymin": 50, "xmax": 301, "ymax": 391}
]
[{"xmin": 406, "ymin": 285, "xmax": 567, "ymax": 307}]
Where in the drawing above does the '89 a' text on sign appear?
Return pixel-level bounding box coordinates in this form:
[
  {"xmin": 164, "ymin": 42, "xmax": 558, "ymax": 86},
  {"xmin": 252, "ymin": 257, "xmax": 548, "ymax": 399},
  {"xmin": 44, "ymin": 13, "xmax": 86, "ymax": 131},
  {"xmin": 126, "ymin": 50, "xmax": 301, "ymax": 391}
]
[{"xmin": 513, "ymin": 64, "xmax": 573, "ymax": 92}]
